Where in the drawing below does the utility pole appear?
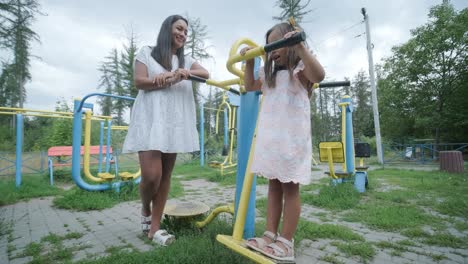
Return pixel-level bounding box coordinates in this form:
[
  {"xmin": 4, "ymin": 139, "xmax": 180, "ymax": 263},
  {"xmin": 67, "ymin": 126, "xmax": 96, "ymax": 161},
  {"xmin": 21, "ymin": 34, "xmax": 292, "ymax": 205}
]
[{"xmin": 361, "ymin": 7, "xmax": 384, "ymax": 164}]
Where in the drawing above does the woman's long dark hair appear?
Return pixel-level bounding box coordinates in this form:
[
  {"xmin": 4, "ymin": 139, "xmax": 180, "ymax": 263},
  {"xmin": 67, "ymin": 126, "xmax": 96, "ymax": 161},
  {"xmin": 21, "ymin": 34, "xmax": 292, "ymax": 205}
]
[
  {"xmin": 264, "ymin": 22, "xmax": 302, "ymax": 88},
  {"xmin": 151, "ymin": 15, "xmax": 187, "ymax": 71}
]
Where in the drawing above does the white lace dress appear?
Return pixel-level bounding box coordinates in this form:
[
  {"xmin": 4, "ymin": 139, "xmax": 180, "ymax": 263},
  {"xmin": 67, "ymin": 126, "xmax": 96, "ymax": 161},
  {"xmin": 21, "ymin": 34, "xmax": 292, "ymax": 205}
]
[
  {"xmin": 122, "ymin": 46, "xmax": 200, "ymax": 153},
  {"xmin": 250, "ymin": 61, "xmax": 312, "ymax": 185}
]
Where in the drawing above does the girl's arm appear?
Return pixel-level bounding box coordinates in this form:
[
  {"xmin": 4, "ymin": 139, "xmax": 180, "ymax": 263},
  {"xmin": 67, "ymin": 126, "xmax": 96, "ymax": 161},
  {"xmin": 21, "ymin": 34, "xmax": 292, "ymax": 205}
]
[
  {"xmin": 295, "ymin": 44, "xmax": 325, "ymax": 83},
  {"xmin": 240, "ymin": 47, "xmax": 262, "ymax": 91}
]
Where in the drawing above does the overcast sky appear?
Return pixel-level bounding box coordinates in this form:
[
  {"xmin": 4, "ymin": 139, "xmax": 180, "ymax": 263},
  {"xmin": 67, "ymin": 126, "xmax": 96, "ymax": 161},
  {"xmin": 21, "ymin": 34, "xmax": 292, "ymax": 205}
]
[{"xmin": 7, "ymin": 0, "xmax": 467, "ymax": 112}]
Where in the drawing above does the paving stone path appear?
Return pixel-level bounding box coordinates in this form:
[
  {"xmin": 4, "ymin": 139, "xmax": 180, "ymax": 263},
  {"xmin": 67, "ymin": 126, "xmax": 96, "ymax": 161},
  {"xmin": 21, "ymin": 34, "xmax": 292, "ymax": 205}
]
[{"xmin": 1, "ymin": 163, "xmax": 466, "ymax": 263}]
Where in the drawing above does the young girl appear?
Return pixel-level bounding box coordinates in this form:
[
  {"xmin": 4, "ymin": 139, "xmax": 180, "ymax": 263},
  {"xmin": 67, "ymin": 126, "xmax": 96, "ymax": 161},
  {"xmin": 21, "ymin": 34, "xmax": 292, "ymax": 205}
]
[{"xmin": 240, "ymin": 22, "xmax": 325, "ymax": 261}]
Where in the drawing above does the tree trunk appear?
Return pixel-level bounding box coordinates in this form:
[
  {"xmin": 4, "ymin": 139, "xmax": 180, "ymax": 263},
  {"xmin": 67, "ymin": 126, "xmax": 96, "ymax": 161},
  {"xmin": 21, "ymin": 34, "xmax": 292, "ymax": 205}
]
[{"xmin": 439, "ymin": 151, "xmax": 464, "ymax": 173}]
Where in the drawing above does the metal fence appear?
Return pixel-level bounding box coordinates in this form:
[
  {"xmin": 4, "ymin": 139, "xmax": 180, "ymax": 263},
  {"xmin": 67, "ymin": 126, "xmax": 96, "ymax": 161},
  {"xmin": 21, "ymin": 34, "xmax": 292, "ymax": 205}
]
[{"xmin": 383, "ymin": 143, "xmax": 468, "ymax": 164}]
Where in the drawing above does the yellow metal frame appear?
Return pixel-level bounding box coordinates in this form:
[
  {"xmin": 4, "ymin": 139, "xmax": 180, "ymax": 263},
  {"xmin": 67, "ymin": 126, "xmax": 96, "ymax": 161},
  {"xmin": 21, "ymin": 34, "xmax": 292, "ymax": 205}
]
[
  {"xmin": 215, "ymin": 97, "xmax": 280, "ymax": 264},
  {"xmin": 83, "ymin": 111, "xmax": 141, "ymax": 182},
  {"xmin": 0, "ymin": 107, "xmax": 109, "ymax": 121},
  {"xmin": 83, "ymin": 111, "xmax": 114, "ymax": 182},
  {"xmin": 226, "ymin": 38, "xmax": 265, "ymax": 79},
  {"xmin": 195, "ymin": 204, "xmax": 235, "ymax": 228},
  {"xmin": 209, "ymin": 93, "xmax": 238, "ymax": 176}
]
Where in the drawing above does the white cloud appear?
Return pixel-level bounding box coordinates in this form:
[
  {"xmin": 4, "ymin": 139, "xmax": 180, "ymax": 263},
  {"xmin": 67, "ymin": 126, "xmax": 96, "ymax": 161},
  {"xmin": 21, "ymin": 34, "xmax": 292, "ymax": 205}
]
[{"xmin": 9, "ymin": 0, "xmax": 465, "ymax": 113}]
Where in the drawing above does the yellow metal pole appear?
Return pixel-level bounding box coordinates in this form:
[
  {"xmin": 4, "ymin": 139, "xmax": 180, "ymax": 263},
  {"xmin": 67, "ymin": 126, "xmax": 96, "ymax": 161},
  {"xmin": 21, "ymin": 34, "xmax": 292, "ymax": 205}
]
[
  {"xmin": 195, "ymin": 204, "xmax": 235, "ymax": 228},
  {"xmin": 228, "ymin": 106, "xmax": 237, "ymax": 165},
  {"xmin": 327, "ymin": 148, "xmax": 338, "ymax": 179},
  {"xmin": 226, "ymin": 38, "xmax": 264, "ymax": 79},
  {"xmin": 83, "ymin": 111, "xmax": 107, "ymax": 182}
]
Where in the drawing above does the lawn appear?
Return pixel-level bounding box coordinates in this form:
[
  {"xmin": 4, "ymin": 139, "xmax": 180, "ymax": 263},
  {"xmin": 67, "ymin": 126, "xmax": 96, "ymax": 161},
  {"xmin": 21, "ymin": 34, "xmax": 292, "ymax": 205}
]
[{"xmin": 1, "ymin": 162, "xmax": 467, "ymax": 264}]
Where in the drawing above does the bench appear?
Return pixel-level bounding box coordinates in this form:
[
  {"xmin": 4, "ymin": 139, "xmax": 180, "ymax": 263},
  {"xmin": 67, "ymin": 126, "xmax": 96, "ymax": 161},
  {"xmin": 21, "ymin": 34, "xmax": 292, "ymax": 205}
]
[
  {"xmin": 319, "ymin": 142, "xmax": 350, "ymax": 179},
  {"xmin": 47, "ymin": 146, "xmax": 114, "ymax": 184}
]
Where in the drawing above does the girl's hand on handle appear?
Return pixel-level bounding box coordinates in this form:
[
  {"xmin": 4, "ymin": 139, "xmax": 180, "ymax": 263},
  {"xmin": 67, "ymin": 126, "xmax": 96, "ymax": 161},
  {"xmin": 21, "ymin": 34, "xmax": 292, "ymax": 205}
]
[
  {"xmin": 284, "ymin": 30, "xmax": 305, "ymax": 49},
  {"xmin": 240, "ymin": 46, "xmax": 255, "ymax": 63}
]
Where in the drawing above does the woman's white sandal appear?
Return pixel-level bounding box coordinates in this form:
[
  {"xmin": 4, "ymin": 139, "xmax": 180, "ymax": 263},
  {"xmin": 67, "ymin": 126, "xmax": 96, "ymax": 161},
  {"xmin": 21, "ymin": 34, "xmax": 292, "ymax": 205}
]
[
  {"xmin": 151, "ymin": 229, "xmax": 175, "ymax": 246},
  {"xmin": 141, "ymin": 215, "xmax": 151, "ymax": 234}
]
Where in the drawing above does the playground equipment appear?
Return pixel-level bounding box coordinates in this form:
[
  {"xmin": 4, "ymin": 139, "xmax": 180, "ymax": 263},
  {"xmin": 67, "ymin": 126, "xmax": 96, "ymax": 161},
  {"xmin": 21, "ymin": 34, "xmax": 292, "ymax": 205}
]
[
  {"xmin": 47, "ymin": 145, "xmax": 114, "ymax": 185},
  {"xmin": 318, "ymin": 95, "xmax": 370, "ymax": 193},
  {"xmin": 71, "ymin": 94, "xmax": 141, "ymax": 191},
  {"xmin": 200, "ymin": 91, "xmax": 240, "ymax": 176},
  {"xmin": 0, "ymin": 106, "xmax": 112, "ymax": 187},
  {"xmin": 187, "ymin": 31, "xmax": 350, "ymax": 263}
]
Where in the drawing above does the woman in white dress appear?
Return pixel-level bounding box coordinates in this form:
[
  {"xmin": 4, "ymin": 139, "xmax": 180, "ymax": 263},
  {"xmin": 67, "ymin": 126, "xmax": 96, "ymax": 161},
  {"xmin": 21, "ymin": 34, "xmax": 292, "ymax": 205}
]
[{"xmin": 122, "ymin": 14, "xmax": 209, "ymax": 245}]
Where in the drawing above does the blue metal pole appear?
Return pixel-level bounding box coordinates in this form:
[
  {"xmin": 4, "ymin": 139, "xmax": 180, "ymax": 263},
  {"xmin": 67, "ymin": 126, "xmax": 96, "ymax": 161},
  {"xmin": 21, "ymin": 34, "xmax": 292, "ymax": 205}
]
[
  {"xmin": 48, "ymin": 158, "xmax": 54, "ymax": 186},
  {"xmin": 234, "ymin": 57, "xmax": 261, "ymax": 239},
  {"xmin": 341, "ymin": 96, "xmax": 355, "ymax": 174},
  {"xmin": 224, "ymin": 110, "xmax": 228, "ymax": 148},
  {"xmin": 200, "ymin": 101, "xmax": 205, "ymax": 167},
  {"xmin": 235, "ymin": 91, "xmax": 259, "ymax": 239},
  {"xmin": 15, "ymin": 114, "xmax": 23, "ymax": 188}
]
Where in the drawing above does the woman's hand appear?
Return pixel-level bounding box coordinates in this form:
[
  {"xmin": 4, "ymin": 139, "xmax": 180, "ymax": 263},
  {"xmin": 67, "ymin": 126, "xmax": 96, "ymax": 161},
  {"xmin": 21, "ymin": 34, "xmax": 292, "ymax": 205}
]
[
  {"xmin": 174, "ymin": 68, "xmax": 190, "ymax": 80},
  {"xmin": 153, "ymin": 72, "xmax": 174, "ymax": 87}
]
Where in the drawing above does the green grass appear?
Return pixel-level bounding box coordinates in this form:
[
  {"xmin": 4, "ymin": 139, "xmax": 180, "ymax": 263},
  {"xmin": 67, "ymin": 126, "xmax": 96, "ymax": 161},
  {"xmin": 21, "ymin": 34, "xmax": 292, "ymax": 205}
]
[
  {"xmin": 375, "ymin": 241, "xmax": 408, "ymax": 256},
  {"xmin": 370, "ymin": 168, "xmax": 468, "ymax": 218},
  {"xmin": 343, "ymin": 201, "xmax": 439, "ymax": 231},
  {"xmin": 12, "ymin": 232, "xmax": 86, "ymax": 262},
  {"xmin": 302, "ymin": 183, "xmax": 361, "ymax": 211},
  {"xmin": 76, "ymin": 220, "xmax": 254, "ymax": 264},
  {"xmin": 435, "ymin": 197, "xmax": 468, "ymax": 218},
  {"xmin": 454, "ymin": 220, "xmax": 468, "ymax": 231},
  {"xmin": 423, "ymin": 233, "xmax": 468, "ymax": 248},
  {"xmin": 319, "ymin": 254, "xmax": 344, "ymax": 264},
  {"xmin": 295, "ymin": 219, "xmax": 364, "ymax": 243},
  {"xmin": 0, "ymin": 174, "xmax": 63, "ymax": 206},
  {"xmin": 340, "ymin": 168, "xmax": 466, "ymax": 232},
  {"xmin": 331, "ymin": 241, "xmax": 376, "ymax": 263},
  {"xmin": 53, "ymin": 177, "xmax": 183, "ymax": 211}
]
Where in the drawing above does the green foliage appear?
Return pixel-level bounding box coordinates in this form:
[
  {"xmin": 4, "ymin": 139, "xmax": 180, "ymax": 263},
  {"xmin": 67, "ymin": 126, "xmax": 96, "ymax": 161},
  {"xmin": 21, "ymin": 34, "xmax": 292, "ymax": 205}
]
[
  {"xmin": 0, "ymin": 174, "xmax": 63, "ymax": 206},
  {"xmin": 273, "ymin": 0, "xmax": 313, "ymax": 22},
  {"xmin": 0, "ymin": 0, "xmax": 42, "ymax": 107},
  {"xmin": 379, "ymin": 2, "xmax": 468, "ymax": 142},
  {"xmin": 120, "ymin": 27, "xmax": 138, "ymax": 103},
  {"xmin": 352, "ymin": 71, "xmax": 374, "ymax": 138}
]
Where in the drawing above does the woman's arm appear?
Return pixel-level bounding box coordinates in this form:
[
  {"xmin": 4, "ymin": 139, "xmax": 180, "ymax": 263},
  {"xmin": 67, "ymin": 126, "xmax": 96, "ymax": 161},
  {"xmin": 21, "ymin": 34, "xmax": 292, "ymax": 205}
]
[
  {"xmin": 189, "ymin": 62, "xmax": 209, "ymax": 79},
  {"xmin": 134, "ymin": 61, "xmax": 174, "ymax": 90}
]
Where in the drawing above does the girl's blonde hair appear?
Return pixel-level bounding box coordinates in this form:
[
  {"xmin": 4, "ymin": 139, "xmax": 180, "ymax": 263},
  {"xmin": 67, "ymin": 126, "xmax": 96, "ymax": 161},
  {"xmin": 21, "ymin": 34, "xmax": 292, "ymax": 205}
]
[{"xmin": 264, "ymin": 22, "xmax": 302, "ymax": 88}]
